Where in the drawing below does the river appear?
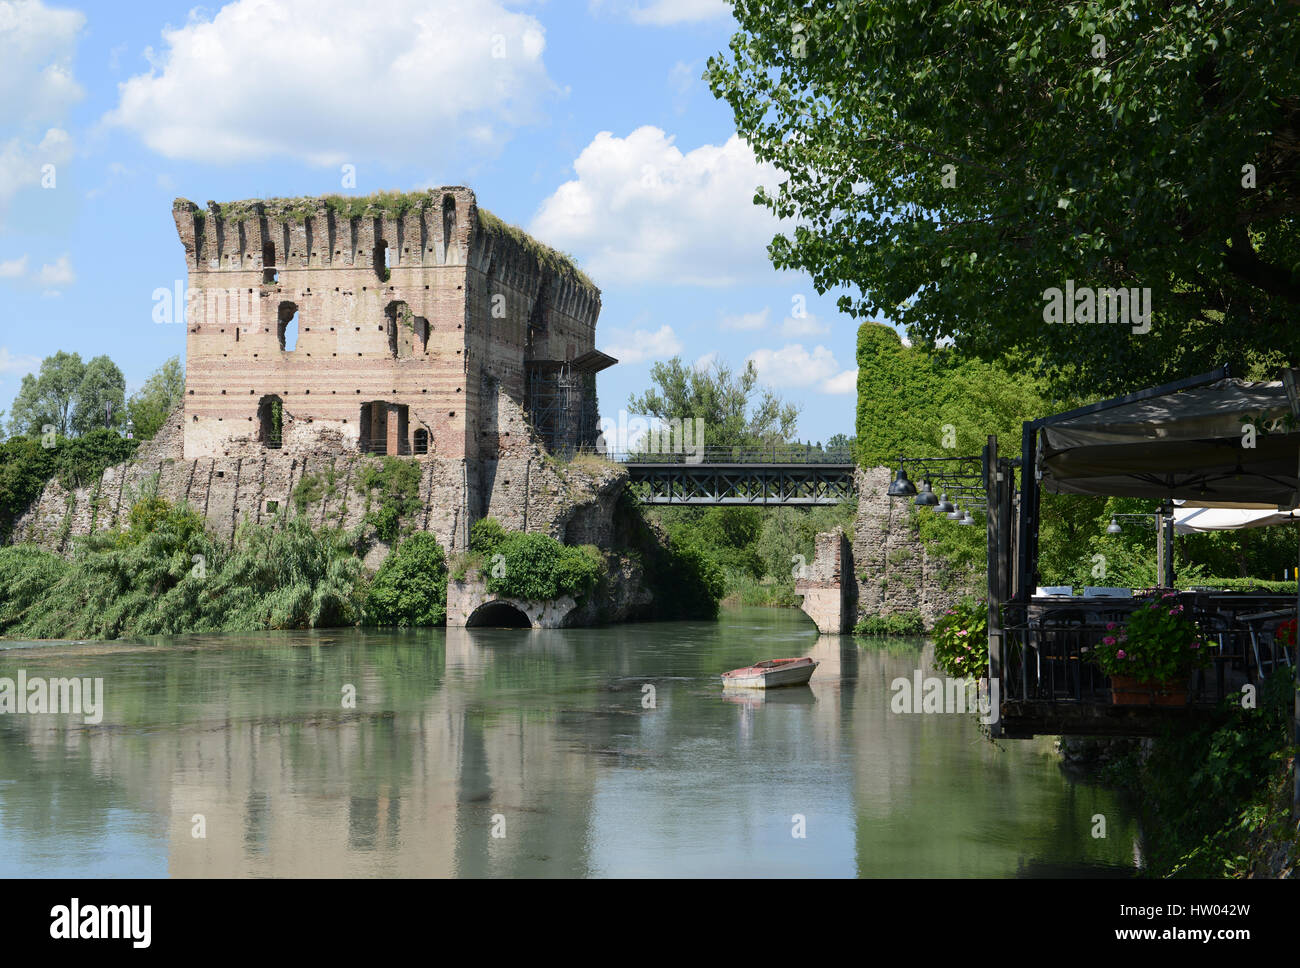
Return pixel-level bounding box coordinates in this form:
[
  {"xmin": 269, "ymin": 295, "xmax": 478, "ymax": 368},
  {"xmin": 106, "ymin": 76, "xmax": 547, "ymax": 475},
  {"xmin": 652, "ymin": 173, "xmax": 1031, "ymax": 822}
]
[{"xmin": 0, "ymin": 606, "xmax": 1139, "ymax": 877}]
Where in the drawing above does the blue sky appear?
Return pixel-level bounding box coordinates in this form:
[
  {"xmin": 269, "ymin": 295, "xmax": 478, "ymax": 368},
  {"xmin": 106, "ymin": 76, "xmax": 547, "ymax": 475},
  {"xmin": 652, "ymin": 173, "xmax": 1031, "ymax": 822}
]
[{"xmin": 0, "ymin": 0, "xmax": 866, "ymax": 443}]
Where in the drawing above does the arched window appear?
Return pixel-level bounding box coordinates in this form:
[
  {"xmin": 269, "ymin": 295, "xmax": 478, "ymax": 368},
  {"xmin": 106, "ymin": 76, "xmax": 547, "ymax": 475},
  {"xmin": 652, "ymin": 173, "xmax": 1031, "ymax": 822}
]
[
  {"xmin": 413, "ymin": 428, "xmax": 429, "ymax": 455},
  {"xmin": 375, "ymin": 239, "xmax": 390, "ymax": 282}
]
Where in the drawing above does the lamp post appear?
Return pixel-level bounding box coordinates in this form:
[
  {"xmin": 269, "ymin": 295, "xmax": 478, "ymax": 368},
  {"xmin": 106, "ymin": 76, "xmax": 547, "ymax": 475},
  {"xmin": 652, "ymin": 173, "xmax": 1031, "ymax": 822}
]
[{"xmin": 1104, "ymin": 508, "xmax": 1173, "ymax": 587}]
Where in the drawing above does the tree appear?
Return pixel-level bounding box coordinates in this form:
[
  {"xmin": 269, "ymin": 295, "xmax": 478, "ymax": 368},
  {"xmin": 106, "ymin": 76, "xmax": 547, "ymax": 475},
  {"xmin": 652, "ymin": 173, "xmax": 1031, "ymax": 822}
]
[
  {"xmin": 706, "ymin": 1, "xmax": 1300, "ymax": 393},
  {"xmin": 365, "ymin": 532, "xmax": 448, "ymax": 627},
  {"xmin": 627, "ymin": 356, "xmax": 800, "ymax": 452},
  {"xmin": 8, "ymin": 351, "xmax": 85, "ymax": 437},
  {"xmin": 127, "ymin": 356, "xmax": 185, "ymax": 441},
  {"xmin": 71, "ymin": 355, "xmax": 127, "ymax": 437},
  {"xmin": 856, "ymin": 323, "xmax": 1049, "ymax": 467}
]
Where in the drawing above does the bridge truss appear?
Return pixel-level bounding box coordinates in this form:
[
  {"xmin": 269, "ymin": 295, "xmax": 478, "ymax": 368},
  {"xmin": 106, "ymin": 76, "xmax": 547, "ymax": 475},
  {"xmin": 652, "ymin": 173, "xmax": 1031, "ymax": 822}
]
[{"xmin": 624, "ymin": 461, "xmax": 857, "ymax": 505}]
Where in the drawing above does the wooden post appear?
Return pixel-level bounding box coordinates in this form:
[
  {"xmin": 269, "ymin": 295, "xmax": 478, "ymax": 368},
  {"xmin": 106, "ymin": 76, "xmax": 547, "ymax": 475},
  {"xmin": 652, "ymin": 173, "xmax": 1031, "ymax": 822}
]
[{"xmin": 985, "ymin": 436, "xmax": 1003, "ymax": 737}]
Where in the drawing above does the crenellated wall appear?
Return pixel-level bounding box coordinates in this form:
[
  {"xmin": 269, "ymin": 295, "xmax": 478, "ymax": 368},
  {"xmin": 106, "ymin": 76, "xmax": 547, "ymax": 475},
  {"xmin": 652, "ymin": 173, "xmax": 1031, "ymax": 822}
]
[{"xmin": 172, "ymin": 189, "xmax": 605, "ymax": 467}]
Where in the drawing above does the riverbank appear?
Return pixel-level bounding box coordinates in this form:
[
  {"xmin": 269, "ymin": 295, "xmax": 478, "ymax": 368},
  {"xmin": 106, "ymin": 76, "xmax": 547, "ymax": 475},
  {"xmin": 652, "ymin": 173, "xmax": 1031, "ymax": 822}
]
[
  {"xmin": 1057, "ymin": 674, "xmax": 1298, "ymax": 879},
  {"xmin": 0, "ymin": 490, "xmax": 722, "ymax": 641}
]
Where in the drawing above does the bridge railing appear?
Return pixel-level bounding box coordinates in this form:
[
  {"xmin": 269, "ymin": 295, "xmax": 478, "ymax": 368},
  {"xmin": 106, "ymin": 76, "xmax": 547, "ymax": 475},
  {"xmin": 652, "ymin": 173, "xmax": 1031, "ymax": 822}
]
[{"xmin": 604, "ymin": 445, "xmax": 855, "ymax": 465}]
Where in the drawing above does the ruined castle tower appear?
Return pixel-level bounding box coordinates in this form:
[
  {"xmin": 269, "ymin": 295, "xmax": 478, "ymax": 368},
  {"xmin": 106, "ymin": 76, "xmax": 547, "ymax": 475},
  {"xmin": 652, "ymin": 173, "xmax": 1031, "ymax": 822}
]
[
  {"xmin": 8, "ymin": 190, "xmax": 623, "ymax": 556},
  {"xmin": 171, "ymin": 189, "xmax": 613, "ymax": 465}
]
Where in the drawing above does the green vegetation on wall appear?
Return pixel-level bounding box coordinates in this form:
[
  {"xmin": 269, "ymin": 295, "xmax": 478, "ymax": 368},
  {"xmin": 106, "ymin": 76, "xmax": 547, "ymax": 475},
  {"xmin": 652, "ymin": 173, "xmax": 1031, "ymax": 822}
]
[
  {"xmin": 467, "ymin": 517, "xmax": 603, "ymax": 603},
  {"xmin": 365, "ymin": 533, "xmax": 448, "ymax": 628},
  {"xmin": 0, "ymin": 499, "xmax": 364, "ymax": 640},
  {"xmin": 361, "ymin": 456, "xmax": 422, "ymax": 543}
]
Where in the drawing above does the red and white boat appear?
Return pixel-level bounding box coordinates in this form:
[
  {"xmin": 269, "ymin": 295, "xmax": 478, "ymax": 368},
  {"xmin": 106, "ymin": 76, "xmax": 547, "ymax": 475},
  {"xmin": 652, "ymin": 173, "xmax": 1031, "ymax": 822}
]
[{"xmin": 721, "ymin": 656, "xmax": 818, "ymax": 689}]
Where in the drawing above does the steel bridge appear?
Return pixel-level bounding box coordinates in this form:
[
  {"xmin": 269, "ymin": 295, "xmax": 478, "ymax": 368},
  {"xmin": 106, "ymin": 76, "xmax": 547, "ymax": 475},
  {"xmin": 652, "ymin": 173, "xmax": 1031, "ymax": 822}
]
[{"xmin": 610, "ymin": 447, "xmax": 857, "ymax": 506}]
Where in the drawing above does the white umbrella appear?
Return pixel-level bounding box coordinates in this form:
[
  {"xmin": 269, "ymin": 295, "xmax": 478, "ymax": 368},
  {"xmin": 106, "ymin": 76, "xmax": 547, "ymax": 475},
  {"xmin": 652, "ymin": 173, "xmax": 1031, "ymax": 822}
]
[{"xmin": 1173, "ymin": 502, "xmax": 1300, "ymax": 534}]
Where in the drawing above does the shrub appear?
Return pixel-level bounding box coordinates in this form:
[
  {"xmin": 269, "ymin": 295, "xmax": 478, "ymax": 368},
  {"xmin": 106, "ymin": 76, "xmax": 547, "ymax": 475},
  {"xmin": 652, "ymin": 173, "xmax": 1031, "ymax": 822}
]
[
  {"xmin": 932, "ymin": 598, "xmax": 988, "ymax": 679},
  {"xmin": 854, "ymin": 611, "xmax": 925, "ymax": 636},
  {"xmin": 366, "ymin": 533, "xmax": 448, "ymax": 627},
  {"xmin": 1133, "ymin": 669, "xmax": 1296, "ymax": 877},
  {"xmin": 361, "ymin": 456, "xmax": 422, "ymax": 543},
  {"xmin": 0, "ymin": 498, "xmax": 364, "ymax": 639},
  {"xmin": 485, "ymin": 531, "xmax": 603, "ymax": 602},
  {"xmin": 1089, "ymin": 588, "xmax": 1211, "ymax": 684},
  {"xmin": 469, "ymin": 516, "xmax": 508, "ymax": 555}
]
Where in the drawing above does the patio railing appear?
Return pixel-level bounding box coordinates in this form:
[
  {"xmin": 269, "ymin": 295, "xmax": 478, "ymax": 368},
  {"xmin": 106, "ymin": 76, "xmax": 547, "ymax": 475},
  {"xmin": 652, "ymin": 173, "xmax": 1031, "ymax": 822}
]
[{"xmin": 1000, "ymin": 591, "xmax": 1294, "ymax": 706}]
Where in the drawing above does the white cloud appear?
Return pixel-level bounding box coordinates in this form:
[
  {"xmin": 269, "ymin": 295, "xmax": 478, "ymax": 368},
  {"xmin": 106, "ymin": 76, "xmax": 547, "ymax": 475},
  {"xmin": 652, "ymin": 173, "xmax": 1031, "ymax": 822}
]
[
  {"xmin": 0, "ymin": 346, "xmax": 39, "ymax": 374},
  {"xmin": 0, "ymin": 2, "xmax": 81, "ymax": 210},
  {"xmin": 720, "ymin": 308, "xmax": 768, "ymax": 331},
  {"xmin": 822, "ymin": 368, "xmax": 858, "ymax": 395},
  {"xmin": 594, "ymin": 0, "xmax": 731, "ymax": 25},
  {"xmin": 746, "ymin": 343, "xmax": 841, "ymax": 389},
  {"xmin": 530, "ymin": 126, "xmax": 787, "ymax": 286},
  {"xmin": 0, "ymin": 126, "xmax": 70, "ymax": 205},
  {"xmin": 602, "ymin": 324, "xmax": 681, "ymax": 364},
  {"xmin": 693, "ymin": 351, "xmax": 718, "ymax": 372},
  {"xmin": 36, "ymin": 254, "xmax": 73, "ymax": 286},
  {"xmin": 781, "ymin": 313, "xmax": 829, "ymax": 337},
  {"xmin": 0, "ymin": 0, "xmax": 85, "ymax": 126},
  {"xmin": 0, "ymin": 255, "xmax": 27, "ymax": 277},
  {"xmin": 103, "ymin": 0, "xmax": 555, "ymax": 166}
]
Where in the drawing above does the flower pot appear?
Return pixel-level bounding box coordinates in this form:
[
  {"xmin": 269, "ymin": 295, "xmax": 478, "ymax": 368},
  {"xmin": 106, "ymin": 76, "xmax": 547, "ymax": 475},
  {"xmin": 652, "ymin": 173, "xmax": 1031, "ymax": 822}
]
[{"xmin": 1110, "ymin": 674, "xmax": 1187, "ymax": 706}]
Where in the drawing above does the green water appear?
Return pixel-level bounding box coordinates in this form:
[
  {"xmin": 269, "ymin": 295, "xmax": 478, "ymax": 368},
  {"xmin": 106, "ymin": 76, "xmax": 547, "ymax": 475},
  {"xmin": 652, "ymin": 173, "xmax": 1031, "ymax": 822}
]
[{"xmin": 0, "ymin": 607, "xmax": 1139, "ymax": 877}]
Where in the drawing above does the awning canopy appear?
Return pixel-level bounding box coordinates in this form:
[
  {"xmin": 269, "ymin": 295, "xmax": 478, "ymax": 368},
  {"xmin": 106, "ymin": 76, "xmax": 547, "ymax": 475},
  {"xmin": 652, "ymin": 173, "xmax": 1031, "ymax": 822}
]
[
  {"xmin": 1173, "ymin": 503, "xmax": 1300, "ymax": 534},
  {"xmin": 1038, "ymin": 377, "xmax": 1300, "ymax": 506}
]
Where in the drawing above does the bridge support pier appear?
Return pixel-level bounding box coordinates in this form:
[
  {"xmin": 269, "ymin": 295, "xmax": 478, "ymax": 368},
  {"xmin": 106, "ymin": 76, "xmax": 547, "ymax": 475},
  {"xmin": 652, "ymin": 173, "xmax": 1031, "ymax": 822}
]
[{"xmin": 794, "ymin": 528, "xmax": 856, "ymax": 634}]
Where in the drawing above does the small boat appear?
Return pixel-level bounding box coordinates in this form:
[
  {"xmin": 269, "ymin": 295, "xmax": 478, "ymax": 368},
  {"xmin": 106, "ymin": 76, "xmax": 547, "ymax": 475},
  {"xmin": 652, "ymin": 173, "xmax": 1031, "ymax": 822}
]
[{"xmin": 721, "ymin": 656, "xmax": 818, "ymax": 689}]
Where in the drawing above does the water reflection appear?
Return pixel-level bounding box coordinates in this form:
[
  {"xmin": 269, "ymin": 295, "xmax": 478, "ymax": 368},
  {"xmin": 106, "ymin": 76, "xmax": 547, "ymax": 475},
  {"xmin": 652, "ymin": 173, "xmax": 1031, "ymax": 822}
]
[{"xmin": 0, "ymin": 609, "xmax": 1137, "ymax": 877}]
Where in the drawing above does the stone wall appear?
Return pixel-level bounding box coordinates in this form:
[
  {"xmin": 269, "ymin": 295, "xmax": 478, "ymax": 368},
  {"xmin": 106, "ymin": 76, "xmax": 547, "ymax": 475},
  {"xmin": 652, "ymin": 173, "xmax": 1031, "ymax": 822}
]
[
  {"xmin": 10, "ymin": 399, "xmax": 630, "ymax": 564},
  {"xmin": 172, "ymin": 189, "xmax": 603, "ymax": 463},
  {"xmin": 852, "ymin": 466, "xmax": 978, "ymax": 629},
  {"xmin": 795, "ymin": 528, "xmax": 855, "ymax": 633}
]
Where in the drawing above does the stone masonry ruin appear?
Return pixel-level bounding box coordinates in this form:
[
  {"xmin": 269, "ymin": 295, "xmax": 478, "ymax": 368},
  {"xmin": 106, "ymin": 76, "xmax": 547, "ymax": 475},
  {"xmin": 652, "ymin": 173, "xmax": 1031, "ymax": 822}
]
[
  {"xmin": 173, "ymin": 188, "xmax": 614, "ymax": 466},
  {"xmin": 12, "ymin": 189, "xmax": 626, "ymax": 560}
]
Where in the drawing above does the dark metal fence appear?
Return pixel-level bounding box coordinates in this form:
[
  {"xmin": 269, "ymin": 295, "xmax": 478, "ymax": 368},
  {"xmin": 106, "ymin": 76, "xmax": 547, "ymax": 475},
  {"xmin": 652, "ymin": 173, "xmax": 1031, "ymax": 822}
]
[{"xmin": 1001, "ymin": 591, "xmax": 1294, "ymax": 706}]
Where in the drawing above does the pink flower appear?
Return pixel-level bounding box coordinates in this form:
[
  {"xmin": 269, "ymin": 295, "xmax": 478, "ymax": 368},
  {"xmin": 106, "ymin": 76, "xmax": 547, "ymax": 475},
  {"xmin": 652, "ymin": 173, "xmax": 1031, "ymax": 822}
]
[
  {"xmin": 1117, "ymin": 649, "xmax": 1126, "ymax": 659},
  {"xmin": 957, "ymin": 629, "xmax": 968, "ymax": 637},
  {"xmin": 1105, "ymin": 622, "xmax": 1117, "ymax": 631},
  {"xmin": 1191, "ymin": 642, "xmax": 1200, "ymax": 650},
  {"xmin": 1102, "ymin": 635, "xmax": 1116, "ymax": 646}
]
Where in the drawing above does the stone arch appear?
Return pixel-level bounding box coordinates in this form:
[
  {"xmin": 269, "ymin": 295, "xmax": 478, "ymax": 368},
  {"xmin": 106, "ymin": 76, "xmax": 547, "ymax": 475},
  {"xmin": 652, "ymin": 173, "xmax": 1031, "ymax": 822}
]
[{"xmin": 465, "ymin": 600, "xmax": 532, "ymax": 628}]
